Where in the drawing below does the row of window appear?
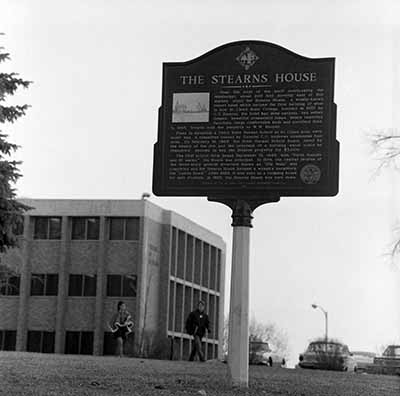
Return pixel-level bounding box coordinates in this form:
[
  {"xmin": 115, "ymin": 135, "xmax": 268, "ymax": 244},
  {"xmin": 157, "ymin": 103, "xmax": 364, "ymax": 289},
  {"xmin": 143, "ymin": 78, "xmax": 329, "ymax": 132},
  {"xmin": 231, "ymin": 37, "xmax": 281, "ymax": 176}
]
[
  {"xmin": 0, "ymin": 330, "xmax": 131, "ymax": 356},
  {"xmin": 30, "ymin": 217, "xmax": 140, "ymax": 241},
  {"xmin": 171, "ymin": 227, "xmax": 222, "ymax": 291},
  {"xmin": 0, "ymin": 274, "xmax": 137, "ymax": 297},
  {"xmin": 64, "ymin": 331, "xmax": 130, "ymax": 356},
  {"xmin": 168, "ymin": 281, "xmax": 220, "ymax": 338}
]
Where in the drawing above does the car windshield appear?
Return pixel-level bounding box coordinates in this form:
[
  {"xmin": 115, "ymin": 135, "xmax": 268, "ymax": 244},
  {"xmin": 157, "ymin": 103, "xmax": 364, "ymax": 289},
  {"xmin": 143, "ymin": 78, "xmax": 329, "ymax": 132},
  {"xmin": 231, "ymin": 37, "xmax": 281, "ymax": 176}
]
[
  {"xmin": 383, "ymin": 346, "xmax": 400, "ymax": 357},
  {"xmin": 250, "ymin": 342, "xmax": 270, "ymax": 353},
  {"xmin": 307, "ymin": 343, "xmax": 346, "ymax": 353}
]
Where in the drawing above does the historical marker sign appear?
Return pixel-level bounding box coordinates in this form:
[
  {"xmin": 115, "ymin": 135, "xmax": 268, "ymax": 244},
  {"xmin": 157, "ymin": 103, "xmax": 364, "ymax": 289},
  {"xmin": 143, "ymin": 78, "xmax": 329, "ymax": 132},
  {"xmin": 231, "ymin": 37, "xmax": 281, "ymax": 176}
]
[{"xmin": 153, "ymin": 41, "xmax": 339, "ymax": 197}]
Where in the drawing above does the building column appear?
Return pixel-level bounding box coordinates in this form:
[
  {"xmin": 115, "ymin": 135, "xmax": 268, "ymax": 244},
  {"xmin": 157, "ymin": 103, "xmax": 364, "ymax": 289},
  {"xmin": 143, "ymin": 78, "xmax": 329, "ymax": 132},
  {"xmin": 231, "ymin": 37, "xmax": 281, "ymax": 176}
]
[
  {"xmin": 157, "ymin": 224, "xmax": 173, "ymax": 352},
  {"xmin": 54, "ymin": 216, "xmax": 70, "ymax": 354},
  {"xmin": 16, "ymin": 215, "xmax": 32, "ymax": 351},
  {"xmin": 136, "ymin": 215, "xmax": 149, "ymax": 356},
  {"xmin": 93, "ymin": 216, "xmax": 106, "ymax": 355},
  {"xmin": 218, "ymin": 249, "xmax": 226, "ymax": 361}
]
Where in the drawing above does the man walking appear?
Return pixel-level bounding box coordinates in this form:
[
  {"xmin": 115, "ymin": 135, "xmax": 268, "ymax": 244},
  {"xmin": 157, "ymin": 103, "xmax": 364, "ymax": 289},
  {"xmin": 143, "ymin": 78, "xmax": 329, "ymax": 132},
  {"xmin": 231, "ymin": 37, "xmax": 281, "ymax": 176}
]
[{"xmin": 185, "ymin": 300, "xmax": 210, "ymax": 362}]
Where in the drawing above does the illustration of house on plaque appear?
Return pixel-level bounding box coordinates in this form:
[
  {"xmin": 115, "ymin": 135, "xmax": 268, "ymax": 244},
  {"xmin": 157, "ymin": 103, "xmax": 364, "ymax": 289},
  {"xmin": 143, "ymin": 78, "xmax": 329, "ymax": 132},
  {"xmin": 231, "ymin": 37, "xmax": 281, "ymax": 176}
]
[{"xmin": 172, "ymin": 92, "xmax": 209, "ymax": 123}]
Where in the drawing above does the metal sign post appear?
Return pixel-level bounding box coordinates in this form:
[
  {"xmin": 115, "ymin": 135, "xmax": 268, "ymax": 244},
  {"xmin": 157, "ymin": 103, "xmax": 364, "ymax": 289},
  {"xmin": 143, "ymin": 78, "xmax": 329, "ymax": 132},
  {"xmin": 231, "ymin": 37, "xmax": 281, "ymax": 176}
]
[{"xmin": 229, "ymin": 222, "xmax": 250, "ymax": 386}]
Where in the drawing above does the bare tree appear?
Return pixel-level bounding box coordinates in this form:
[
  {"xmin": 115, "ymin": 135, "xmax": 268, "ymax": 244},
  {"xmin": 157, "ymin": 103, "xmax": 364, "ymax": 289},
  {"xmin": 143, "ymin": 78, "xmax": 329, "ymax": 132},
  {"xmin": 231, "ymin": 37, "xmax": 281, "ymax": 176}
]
[
  {"xmin": 248, "ymin": 315, "xmax": 290, "ymax": 357},
  {"xmin": 222, "ymin": 315, "xmax": 290, "ymax": 359},
  {"xmin": 369, "ymin": 128, "xmax": 400, "ymax": 175},
  {"xmin": 369, "ymin": 128, "xmax": 400, "ymax": 258}
]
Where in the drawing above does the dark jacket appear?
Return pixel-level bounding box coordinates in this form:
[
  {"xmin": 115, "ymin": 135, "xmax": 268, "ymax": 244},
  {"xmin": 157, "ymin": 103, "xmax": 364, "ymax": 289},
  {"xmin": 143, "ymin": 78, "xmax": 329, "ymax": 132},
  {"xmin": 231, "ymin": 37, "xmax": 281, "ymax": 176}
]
[{"xmin": 185, "ymin": 309, "xmax": 210, "ymax": 338}]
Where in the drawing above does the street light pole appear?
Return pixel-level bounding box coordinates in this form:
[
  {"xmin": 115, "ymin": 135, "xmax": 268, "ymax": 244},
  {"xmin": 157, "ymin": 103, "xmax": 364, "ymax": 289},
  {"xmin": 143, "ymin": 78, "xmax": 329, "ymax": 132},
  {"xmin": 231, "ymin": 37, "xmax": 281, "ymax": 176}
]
[{"xmin": 311, "ymin": 304, "xmax": 328, "ymax": 343}]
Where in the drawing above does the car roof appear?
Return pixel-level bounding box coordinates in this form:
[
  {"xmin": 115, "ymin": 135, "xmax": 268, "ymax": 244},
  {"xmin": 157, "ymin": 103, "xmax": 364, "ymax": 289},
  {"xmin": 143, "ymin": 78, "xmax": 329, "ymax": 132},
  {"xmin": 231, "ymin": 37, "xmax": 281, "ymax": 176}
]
[{"xmin": 310, "ymin": 341, "xmax": 344, "ymax": 345}]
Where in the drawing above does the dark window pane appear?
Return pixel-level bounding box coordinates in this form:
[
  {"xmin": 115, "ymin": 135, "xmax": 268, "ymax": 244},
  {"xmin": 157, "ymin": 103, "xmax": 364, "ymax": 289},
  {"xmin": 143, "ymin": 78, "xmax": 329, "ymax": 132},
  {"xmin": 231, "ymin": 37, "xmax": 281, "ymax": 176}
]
[
  {"xmin": 80, "ymin": 332, "xmax": 93, "ymax": 355},
  {"xmin": 31, "ymin": 274, "xmax": 45, "ymax": 296},
  {"xmin": 168, "ymin": 281, "xmax": 174, "ymax": 332},
  {"xmin": 125, "ymin": 218, "xmax": 140, "ymax": 241},
  {"xmin": 4, "ymin": 331, "xmax": 16, "ymax": 351},
  {"xmin": 122, "ymin": 275, "xmax": 137, "ymax": 297},
  {"xmin": 107, "ymin": 275, "xmax": 121, "ymax": 297},
  {"xmin": 13, "ymin": 216, "xmax": 24, "ymax": 236},
  {"xmin": 103, "ymin": 332, "xmax": 116, "ymax": 355},
  {"xmin": 216, "ymin": 250, "xmax": 221, "ymax": 292},
  {"xmin": 69, "ymin": 275, "xmax": 83, "ymax": 296},
  {"xmin": 0, "ymin": 331, "xmax": 3, "ymax": 350},
  {"xmin": 71, "ymin": 218, "xmax": 85, "ymax": 240},
  {"xmin": 171, "ymin": 227, "xmax": 177, "ymax": 276},
  {"xmin": 42, "ymin": 332, "xmax": 55, "ymax": 353},
  {"xmin": 34, "ymin": 217, "xmax": 48, "ymax": 239},
  {"xmin": 0, "ymin": 275, "xmax": 19, "ymax": 296},
  {"xmin": 83, "ymin": 275, "xmax": 96, "ymax": 297},
  {"xmin": 45, "ymin": 274, "xmax": 58, "ymax": 296},
  {"xmin": 87, "ymin": 218, "xmax": 99, "ymax": 240},
  {"xmin": 8, "ymin": 276, "xmax": 20, "ymax": 296},
  {"xmin": 65, "ymin": 331, "xmax": 80, "ymax": 354},
  {"xmin": 49, "ymin": 218, "xmax": 61, "ymax": 239},
  {"xmin": 27, "ymin": 331, "xmax": 41, "ymax": 352},
  {"xmin": 109, "ymin": 218, "xmax": 124, "ymax": 240}
]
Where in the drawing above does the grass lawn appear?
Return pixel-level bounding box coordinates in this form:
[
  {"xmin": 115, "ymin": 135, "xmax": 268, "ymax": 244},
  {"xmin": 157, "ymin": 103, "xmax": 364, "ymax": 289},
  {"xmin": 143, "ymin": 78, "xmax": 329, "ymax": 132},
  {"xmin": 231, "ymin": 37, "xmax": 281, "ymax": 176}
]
[{"xmin": 0, "ymin": 352, "xmax": 399, "ymax": 396}]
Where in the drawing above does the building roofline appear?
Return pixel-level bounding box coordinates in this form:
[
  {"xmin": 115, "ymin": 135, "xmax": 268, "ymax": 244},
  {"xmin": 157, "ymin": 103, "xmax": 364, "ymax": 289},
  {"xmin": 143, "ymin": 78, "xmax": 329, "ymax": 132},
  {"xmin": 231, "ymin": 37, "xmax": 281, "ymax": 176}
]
[{"xmin": 18, "ymin": 198, "xmax": 226, "ymax": 249}]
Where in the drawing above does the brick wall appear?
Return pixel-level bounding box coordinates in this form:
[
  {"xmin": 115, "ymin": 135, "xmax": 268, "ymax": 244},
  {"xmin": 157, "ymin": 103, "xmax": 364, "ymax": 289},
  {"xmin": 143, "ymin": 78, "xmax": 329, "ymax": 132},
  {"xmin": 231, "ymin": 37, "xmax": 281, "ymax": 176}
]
[
  {"xmin": 69, "ymin": 242, "xmax": 99, "ymax": 273},
  {"xmin": 65, "ymin": 299, "xmax": 96, "ymax": 330},
  {"xmin": 27, "ymin": 298, "xmax": 57, "ymax": 330},
  {"xmin": 0, "ymin": 298, "xmax": 19, "ymax": 328},
  {"xmin": 106, "ymin": 242, "xmax": 139, "ymax": 273},
  {"xmin": 30, "ymin": 242, "xmax": 62, "ymax": 273}
]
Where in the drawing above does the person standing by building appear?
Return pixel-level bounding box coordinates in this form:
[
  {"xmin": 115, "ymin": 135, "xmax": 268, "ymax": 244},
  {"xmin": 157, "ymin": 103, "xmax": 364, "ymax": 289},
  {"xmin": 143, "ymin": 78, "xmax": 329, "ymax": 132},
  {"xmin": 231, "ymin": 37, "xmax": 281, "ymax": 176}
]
[
  {"xmin": 109, "ymin": 301, "xmax": 133, "ymax": 357},
  {"xmin": 185, "ymin": 300, "xmax": 210, "ymax": 362}
]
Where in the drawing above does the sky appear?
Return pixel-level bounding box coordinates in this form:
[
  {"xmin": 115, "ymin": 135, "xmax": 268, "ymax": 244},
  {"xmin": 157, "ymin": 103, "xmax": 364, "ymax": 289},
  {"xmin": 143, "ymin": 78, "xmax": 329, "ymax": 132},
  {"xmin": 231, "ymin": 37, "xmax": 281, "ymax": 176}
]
[{"xmin": 1, "ymin": 0, "xmax": 400, "ymax": 366}]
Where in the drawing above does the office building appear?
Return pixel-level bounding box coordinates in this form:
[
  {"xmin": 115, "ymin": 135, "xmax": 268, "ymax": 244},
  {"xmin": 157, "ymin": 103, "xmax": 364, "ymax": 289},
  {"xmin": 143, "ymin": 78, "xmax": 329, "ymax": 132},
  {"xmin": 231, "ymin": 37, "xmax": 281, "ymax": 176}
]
[{"xmin": 0, "ymin": 199, "xmax": 225, "ymax": 360}]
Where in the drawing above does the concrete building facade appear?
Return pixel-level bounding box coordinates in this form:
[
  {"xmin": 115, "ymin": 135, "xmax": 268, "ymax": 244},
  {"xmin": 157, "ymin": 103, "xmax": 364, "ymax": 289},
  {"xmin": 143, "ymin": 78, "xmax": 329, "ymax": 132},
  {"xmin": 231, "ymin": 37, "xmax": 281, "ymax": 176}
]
[{"xmin": 0, "ymin": 199, "xmax": 225, "ymax": 360}]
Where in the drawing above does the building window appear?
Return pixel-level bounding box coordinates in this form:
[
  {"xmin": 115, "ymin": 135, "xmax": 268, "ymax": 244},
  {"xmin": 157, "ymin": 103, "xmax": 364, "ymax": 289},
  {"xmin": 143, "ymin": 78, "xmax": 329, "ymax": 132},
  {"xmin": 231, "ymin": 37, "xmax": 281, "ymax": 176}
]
[
  {"xmin": 103, "ymin": 332, "xmax": 116, "ymax": 355},
  {"xmin": 0, "ymin": 275, "xmax": 20, "ymax": 296},
  {"xmin": 68, "ymin": 274, "xmax": 97, "ymax": 296},
  {"xmin": 33, "ymin": 217, "xmax": 62, "ymax": 240},
  {"xmin": 31, "ymin": 274, "xmax": 58, "ymax": 296},
  {"xmin": 65, "ymin": 331, "xmax": 93, "ymax": 355},
  {"xmin": 109, "ymin": 218, "xmax": 139, "ymax": 241},
  {"xmin": 0, "ymin": 330, "xmax": 17, "ymax": 351},
  {"xmin": 71, "ymin": 217, "xmax": 100, "ymax": 240},
  {"xmin": 106, "ymin": 274, "xmax": 137, "ymax": 297},
  {"xmin": 27, "ymin": 331, "xmax": 55, "ymax": 353},
  {"xmin": 13, "ymin": 216, "xmax": 24, "ymax": 236}
]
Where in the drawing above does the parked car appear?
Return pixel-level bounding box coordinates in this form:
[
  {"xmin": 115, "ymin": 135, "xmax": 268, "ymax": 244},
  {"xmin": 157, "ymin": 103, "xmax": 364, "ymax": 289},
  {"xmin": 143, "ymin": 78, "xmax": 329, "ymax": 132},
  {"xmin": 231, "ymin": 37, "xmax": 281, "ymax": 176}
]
[
  {"xmin": 366, "ymin": 345, "xmax": 400, "ymax": 375},
  {"xmin": 298, "ymin": 340, "xmax": 357, "ymax": 372},
  {"xmin": 223, "ymin": 341, "xmax": 287, "ymax": 367},
  {"xmin": 245, "ymin": 341, "xmax": 286, "ymax": 366},
  {"xmin": 249, "ymin": 341, "xmax": 271, "ymax": 365},
  {"xmin": 350, "ymin": 351, "xmax": 376, "ymax": 372}
]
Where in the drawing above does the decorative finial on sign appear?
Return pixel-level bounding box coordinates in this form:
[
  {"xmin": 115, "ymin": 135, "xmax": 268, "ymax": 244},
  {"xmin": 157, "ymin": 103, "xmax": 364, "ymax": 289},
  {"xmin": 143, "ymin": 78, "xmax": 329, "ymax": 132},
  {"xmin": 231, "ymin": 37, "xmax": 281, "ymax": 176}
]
[{"xmin": 236, "ymin": 47, "xmax": 259, "ymax": 70}]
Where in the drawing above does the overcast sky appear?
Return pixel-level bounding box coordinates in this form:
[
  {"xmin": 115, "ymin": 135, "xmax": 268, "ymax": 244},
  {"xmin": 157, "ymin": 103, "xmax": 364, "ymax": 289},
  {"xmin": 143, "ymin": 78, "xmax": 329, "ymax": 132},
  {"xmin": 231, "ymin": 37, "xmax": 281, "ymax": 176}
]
[{"xmin": 1, "ymin": 0, "xmax": 400, "ymax": 365}]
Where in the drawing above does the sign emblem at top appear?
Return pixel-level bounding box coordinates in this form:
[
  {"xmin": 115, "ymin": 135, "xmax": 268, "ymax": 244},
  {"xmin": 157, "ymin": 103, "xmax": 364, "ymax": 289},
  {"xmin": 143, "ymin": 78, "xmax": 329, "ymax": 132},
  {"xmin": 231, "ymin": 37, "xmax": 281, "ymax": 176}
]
[{"xmin": 236, "ymin": 47, "xmax": 259, "ymax": 70}]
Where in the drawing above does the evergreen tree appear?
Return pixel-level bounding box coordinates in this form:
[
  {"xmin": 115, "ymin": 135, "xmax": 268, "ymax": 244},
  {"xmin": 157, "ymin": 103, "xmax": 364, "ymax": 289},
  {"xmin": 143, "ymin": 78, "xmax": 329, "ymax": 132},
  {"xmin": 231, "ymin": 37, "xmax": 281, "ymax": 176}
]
[{"xmin": 0, "ymin": 43, "xmax": 31, "ymax": 256}]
